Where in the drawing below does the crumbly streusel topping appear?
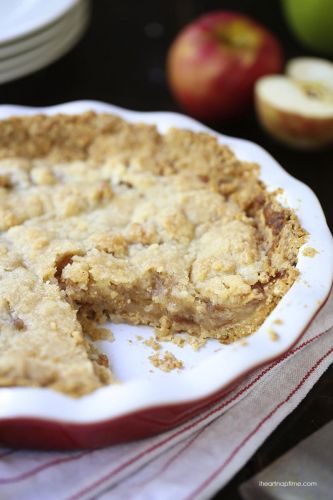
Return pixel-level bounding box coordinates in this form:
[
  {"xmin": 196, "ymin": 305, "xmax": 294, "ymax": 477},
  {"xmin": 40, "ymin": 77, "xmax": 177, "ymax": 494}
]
[{"xmin": 0, "ymin": 112, "xmax": 306, "ymax": 395}]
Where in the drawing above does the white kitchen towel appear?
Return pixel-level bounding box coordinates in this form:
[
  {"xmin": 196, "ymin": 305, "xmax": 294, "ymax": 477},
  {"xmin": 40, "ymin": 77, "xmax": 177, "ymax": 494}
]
[{"xmin": 0, "ymin": 291, "xmax": 332, "ymax": 500}]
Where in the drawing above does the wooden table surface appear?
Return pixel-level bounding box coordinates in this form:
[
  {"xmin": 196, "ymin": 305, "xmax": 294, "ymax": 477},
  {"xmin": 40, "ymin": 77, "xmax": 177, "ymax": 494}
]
[{"xmin": 0, "ymin": 1, "xmax": 332, "ymax": 498}]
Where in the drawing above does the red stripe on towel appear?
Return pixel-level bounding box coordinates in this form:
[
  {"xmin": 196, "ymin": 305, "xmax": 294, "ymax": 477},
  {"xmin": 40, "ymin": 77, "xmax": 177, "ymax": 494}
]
[{"xmin": 0, "ymin": 452, "xmax": 88, "ymax": 484}]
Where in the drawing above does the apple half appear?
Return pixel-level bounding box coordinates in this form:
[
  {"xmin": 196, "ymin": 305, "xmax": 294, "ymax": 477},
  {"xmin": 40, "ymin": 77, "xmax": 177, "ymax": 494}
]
[{"xmin": 255, "ymin": 57, "xmax": 333, "ymax": 149}]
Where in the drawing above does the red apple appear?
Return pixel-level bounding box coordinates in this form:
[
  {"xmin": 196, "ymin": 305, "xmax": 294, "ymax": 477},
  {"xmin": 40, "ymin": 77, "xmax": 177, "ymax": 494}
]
[{"xmin": 167, "ymin": 11, "xmax": 284, "ymax": 121}]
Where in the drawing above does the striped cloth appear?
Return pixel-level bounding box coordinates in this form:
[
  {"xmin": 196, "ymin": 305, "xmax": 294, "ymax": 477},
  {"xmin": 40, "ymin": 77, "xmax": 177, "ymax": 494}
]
[{"xmin": 0, "ymin": 291, "xmax": 332, "ymax": 500}]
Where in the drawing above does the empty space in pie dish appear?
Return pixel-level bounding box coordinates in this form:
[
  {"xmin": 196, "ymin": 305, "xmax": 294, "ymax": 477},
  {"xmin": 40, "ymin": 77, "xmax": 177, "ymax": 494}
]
[{"xmin": 96, "ymin": 322, "xmax": 224, "ymax": 382}]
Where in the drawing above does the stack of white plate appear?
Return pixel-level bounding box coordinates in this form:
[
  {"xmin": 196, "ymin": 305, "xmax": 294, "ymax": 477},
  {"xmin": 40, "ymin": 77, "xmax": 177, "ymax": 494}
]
[{"xmin": 0, "ymin": 0, "xmax": 90, "ymax": 84}]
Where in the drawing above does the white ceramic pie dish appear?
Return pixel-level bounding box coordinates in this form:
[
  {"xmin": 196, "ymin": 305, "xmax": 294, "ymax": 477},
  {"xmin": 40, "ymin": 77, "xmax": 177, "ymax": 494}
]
[{"xmin": 0, "ymin": 101, "xmax": 331, "ymax": 448}]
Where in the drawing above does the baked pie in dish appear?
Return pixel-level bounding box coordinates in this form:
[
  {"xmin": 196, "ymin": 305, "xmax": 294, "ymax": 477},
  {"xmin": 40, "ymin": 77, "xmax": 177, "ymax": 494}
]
[{"xmin": 0, "ymin": 111, "xmax": 307, "ymax": 396}]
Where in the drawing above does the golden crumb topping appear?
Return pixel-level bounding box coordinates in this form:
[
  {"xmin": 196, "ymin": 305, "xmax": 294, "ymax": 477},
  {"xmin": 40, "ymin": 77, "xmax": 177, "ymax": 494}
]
[{"xmin": 0, "ymin": 112, "xmax": 306, "ymax": 395}]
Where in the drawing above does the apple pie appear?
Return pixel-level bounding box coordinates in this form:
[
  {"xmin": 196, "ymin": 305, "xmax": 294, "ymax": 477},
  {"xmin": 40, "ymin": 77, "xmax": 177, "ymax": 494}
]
[{"xmin": 0, "ymin": 112, "xmax": 306, "ymax": 395}]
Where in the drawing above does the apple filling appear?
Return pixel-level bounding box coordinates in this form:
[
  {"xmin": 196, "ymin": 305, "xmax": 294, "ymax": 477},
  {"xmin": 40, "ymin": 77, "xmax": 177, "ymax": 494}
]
[{"xmin": 0, "ymin": 112, "xmax": 306, "ymax": 395}]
